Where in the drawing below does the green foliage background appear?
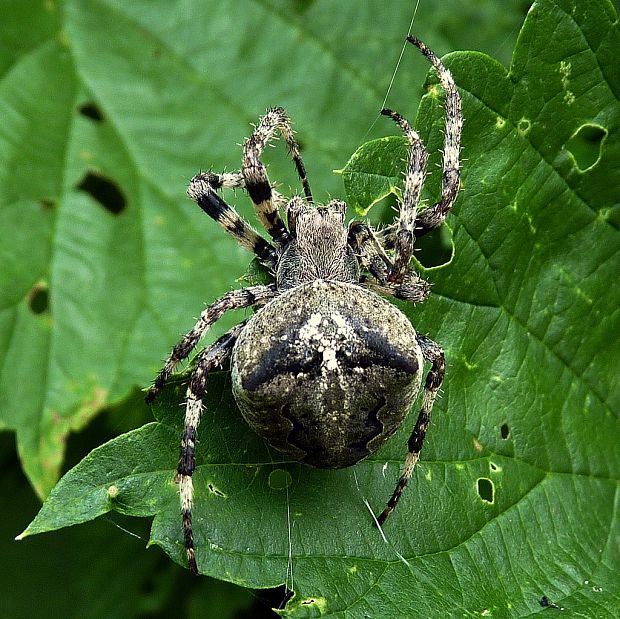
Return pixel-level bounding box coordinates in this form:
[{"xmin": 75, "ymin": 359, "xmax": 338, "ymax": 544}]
[{"xmin": 1, "ymin": 0, "xmax": 619, "ymax": 617}]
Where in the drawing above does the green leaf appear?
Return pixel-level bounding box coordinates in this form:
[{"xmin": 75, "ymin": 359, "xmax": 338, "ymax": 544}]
[
  {"xmin": 0, "ymin": 0, "xmax": 532, "ymax": 499},
  {"xmin": 338, "ymin": 136, "xmax": 408, "ymax": 215},
  {"xmin": 10, "ymin": 0, "xmax": 620, "ymax": 617}
]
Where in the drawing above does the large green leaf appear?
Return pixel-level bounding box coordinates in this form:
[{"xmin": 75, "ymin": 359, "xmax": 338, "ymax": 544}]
[
  {"xmin": 10, "ymin": 0, "xmax": 620, "ymax": 617},
  {"xmin": 0, "ymin": 0, "xmax": 529, "ymax": 500}
]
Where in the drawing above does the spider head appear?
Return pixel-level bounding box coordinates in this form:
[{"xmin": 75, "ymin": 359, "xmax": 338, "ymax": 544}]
[
  {"xmin": 286, "ymin": 197, "xmax": 346, "ymax": 235},
  {"xmin": 276, "ymin": 198, "xmax": 359, "ymax": 289}
]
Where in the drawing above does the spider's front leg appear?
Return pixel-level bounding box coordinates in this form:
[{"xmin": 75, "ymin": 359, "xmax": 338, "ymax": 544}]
[
  {"xmin": 188, "ymin": 173, "xmax": 278, "ymax": 271},
  {"xmin": 243, "ymin": 107, "xmax": 313, "ymax": 243},
  {"xmin": 379, "ymin": 36, "xmax": 462, "ymax": 274},
  {"xmin": 378, "ymin": 334, "xmax": 445, "ymax": 525},
  {"xmin": 405, "ymin": 35, "xmax": 462, "ymax": 238},
  {"xmin": 379, "ymin": 108, "xmax": 428, "ymax": 284}
]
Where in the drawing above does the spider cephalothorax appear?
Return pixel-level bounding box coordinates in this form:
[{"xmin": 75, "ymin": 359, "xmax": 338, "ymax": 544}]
[{"xmin": 146, "ymin": 36, "xmax": 462, "ymax": 575}]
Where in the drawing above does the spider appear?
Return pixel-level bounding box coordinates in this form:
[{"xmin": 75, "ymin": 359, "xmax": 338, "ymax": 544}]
[{"xmin": 146, "ymin": 36, "xmax": 462, "ymax": 576}]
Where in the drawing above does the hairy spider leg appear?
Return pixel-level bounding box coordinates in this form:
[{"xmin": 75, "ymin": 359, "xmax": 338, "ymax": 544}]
[
  {"xmin": 145, "ymin": 285, "xmax": 277, "ymax": 404},
  {"xmin": 348, "ymin": 221, "xmax": 430, "ymax": 303},
  {"xmin": 177, "ymin": 322, "xmax": 245, "ymax": 575},
  {"xmin": 379, "ymin": 109, "xmax": 429, "ymax": 283},
  {"xmin": 187, "ymin": 173, "xmax": 278, "ymax": 271},
  {"xmin": 243, "ymin": 107, "xmax": 313, "ymax": 244},
  {"xmin": 378, "ymin": 334, "xmax": 445, "ymax": 525},
  {"xmin": 407, "ymin": 35, "xmax": 462, "ymax": 237}
]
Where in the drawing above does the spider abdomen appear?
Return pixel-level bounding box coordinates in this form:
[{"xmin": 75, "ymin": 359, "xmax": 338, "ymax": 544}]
[{"xmin": 231, "ymin": 280, "xmax": 424, "ymax": 468}]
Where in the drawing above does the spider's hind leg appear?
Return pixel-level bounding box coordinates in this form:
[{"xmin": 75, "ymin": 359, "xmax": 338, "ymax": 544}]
[
  {"xmin": 378, "ymin": 334, "xmax": 444, "ymax": 525},
  {"xmin": 177, "ymin": 322, "xmax": 245, "ymax": 575},
  {"xmin": 145, "ymin": 284, "xmax": 276, "ymax": 404}
]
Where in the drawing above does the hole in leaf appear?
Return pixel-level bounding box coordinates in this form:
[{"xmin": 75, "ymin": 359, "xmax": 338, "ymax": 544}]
[
  {"xmin": 354, "ymin": 195, "xmax": 453, "ymax": 268},
  {"xmin": 78, "ymin": 101, "xmax": 104, "ymax": 122},
  {"xmin": 565, "ymin": 123, "xmax": 606, "ymax": 171},
  {"xmin": 477, "ymin": 478, "xmax": 494, "ymax": 503},
  {"xmin": 268, "ymin": 468, "xmax": 293, "ymax": 490},
  {"xmin": 255, "ymin": 585, "xmax": 293, "ymax": 611},
  {"xmin": 540, "ymin": 595, "xmax": 559, "ymax": 609},
  {"xmin": 490, "ymin": 462, "xmax": 499, "ymax": 472},
  {"xmin": 517, "ymin": 118, "xmax": 531, "ymax": 134},
  {"xmin": 76, "ymin": 171, "xmax": 127, "ymax": 214},
  {"xmin": 500, "ymin": 423, "xmax": 510, "ymax": 440},
  {"xmin": 415, "ymin": 224, "xmax": 453, "ymax": 268},
  {"xmin": 38, "ymin": 197, "xmax": 56, "ymax": 209},
  {"xmin": 27, "ymin": 282, "xmax": 49, "ymax": 314}
]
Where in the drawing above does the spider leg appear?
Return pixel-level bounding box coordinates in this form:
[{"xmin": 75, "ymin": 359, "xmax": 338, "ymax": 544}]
[
  {"xmin": 243, "ymin": 107, "xmax": 313, "ymax": 244},
  {"xmin": 378, "ymin": 334, "xmax": 444, "ymax": 525},
  {"xmin": 379, "ymin": 108, "xmax": 428, "ymax": 284},
  {"xmin": 348, "ymin": 221, "xmax": 430, "ymax": 303},
  {"xmin": 407, "ymin": 35, "xmax": 462, "ymax": 237},
  {"xmin": 190, "ymin": 171, "xmax": 288, "ymax": 209},
  {"xmin": 145, "ymin": 284, "xmax": 277, "ymax": 404},
  {"xmin": 177, "ymin": 322, "xmax": 245, "ymax": 575},
  {"xmin": 369, "ymin": 269, "xmax": 431, "ymax": 304},
  {"xmin": 348, "ymin": 220, "xmax": 391, "ymax": 274},
  {"xmin": 187, "ymin": 173, "xmax": 278, "ymax": 271}
]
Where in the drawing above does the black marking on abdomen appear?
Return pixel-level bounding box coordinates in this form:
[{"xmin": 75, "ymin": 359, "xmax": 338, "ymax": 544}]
[
  {"xmin": 280, "ymin": 396, "xmax": 387, "ymax": 468},
  {"xmin": 241, "ymin": 320, "xmax": 418, "ymax": 393}
]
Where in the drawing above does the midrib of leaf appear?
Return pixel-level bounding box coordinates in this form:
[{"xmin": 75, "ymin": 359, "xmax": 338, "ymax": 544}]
[
  {"xmin": 252, "ymin": 0, "xmax": 385, "ymax": 103},
  {"xmin": 85, "ymin": 0, "xmax": 383, "ymax": 163}
]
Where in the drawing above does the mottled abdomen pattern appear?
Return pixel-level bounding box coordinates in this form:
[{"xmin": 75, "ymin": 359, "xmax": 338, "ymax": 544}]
[{"xmin": 231, "ymin": 280, "xmax": 424, "ymax": 468}]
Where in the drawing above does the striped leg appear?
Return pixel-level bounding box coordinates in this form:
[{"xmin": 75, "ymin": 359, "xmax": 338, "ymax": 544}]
[
  {"xmin": 377, "ymin": 334, "xmax": 444, "ymax": 525},
  {"xmin": 407, "ymin": 35, "xmax": 462, "ymax": 237},
  {"xmin": 380, "ymin": 108, "xmax": 428, "ymax": 284},
  {"xmin": 177, "ymin": 323, "xmax": 245, "ymax": 575},
  {"xmin": 348, "ymin": 221, "xmax": 430, "ymax": 303},
  {"xmin": 145, "ymin": 285, "xmax": 277, "ymax": 405},
  {"xmin": 348, "ymin": 220, "xmax": 391, "ymax": 274},
  {"xmin": 187, "ymin": 172, "xmax": 278, "ymax": 271},
  {"xmin": 243, "ymin": 107, "xmax": 313, "ymax": 244}
]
